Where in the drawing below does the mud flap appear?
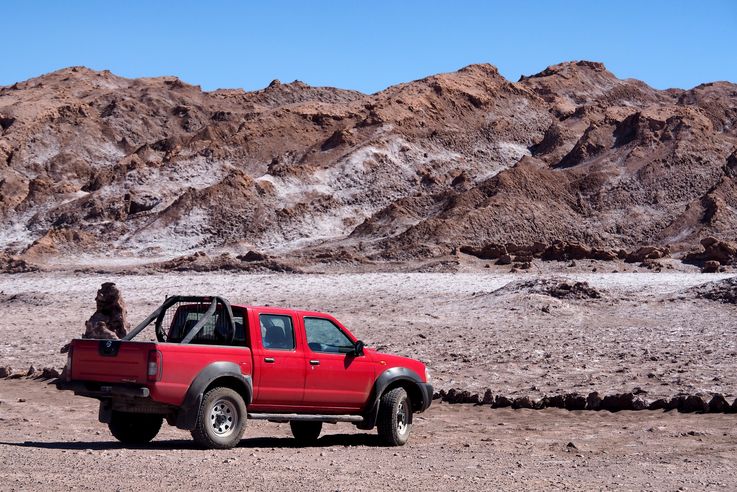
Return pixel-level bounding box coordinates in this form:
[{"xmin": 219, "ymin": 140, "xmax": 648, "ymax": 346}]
[{"xmin": 98, "ymin": 399, "xmax": 112, "ymax": 423}]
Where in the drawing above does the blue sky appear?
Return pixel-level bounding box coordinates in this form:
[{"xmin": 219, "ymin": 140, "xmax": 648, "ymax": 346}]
[{"xmin": 3, "ymin": 1, "xmax": 736, "ymax": 93}]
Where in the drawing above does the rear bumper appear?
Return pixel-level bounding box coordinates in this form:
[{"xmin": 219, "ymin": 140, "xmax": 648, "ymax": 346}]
[
  {"xmin": 56, "ymin": 380, "xmax": 150, "ymax": 399},
  {"xmin": 418, "ymin": 382, "xmax": 434, "ymax": 412}
]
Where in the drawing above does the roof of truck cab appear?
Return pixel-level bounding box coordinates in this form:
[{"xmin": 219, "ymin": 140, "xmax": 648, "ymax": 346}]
[{"xmin": 231, "ymin": 304, "xmax": 337, "ymax": 319}]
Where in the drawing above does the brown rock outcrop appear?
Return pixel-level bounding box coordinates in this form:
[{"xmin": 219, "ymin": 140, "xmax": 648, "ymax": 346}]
[{"xmin": 684, "ymin": 237, "xmax": 737, "ymax": 266}]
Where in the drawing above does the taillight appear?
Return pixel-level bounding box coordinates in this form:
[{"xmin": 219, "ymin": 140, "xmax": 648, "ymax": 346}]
[
  {"xmin": 65, "ymin": 346, "xmax": 73, "ymax": 382},
  {"xmin": 147, "ymin": 350, "xmax": 163, "ymax": 382}
]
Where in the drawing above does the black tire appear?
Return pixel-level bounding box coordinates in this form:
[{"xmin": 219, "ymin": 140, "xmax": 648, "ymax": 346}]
[
  {"xmin": 191, "ymin": 387, "xmax": 246, "ymax": 449},
  {"xmin": 377, "ymin": 387, "xmax": 412, "ymax": 446},
  {"xmin": 289, "ymin": 421, "xmax": 322, "ymax": 444},
  {"xmin": 108, "ymin": 411, "xmax": 163, "ymax": 445}
]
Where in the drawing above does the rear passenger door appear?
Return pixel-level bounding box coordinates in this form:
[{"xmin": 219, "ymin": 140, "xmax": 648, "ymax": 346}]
[
  {"xmin": 302, "ymin": 317, "xmax": 375, "ymax": 411},
  {"xmin": 249, "ymin": 310, "xmax": 306, "ymax": 409}
]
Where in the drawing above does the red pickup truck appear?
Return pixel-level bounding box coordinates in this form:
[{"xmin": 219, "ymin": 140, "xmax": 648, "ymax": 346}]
[{"xmin": 57, "ymin": 296, "xmax": 432, "ymax": 449}]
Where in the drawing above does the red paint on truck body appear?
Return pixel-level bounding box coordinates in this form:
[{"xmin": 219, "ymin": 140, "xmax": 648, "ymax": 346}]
[{"xmin": 69, "ymin": 304, "xmax": 429, "ymax": 414}]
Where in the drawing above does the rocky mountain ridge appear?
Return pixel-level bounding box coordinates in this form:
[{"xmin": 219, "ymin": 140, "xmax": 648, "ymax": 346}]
[{"xmin": 1, "ymin": 61, "xmax": 736, "ymax": 271}]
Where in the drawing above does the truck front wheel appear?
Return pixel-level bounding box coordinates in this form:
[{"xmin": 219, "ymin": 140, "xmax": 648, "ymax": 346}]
[
  {"xmin": 191, "ymin": 387, "xmax": 246, "ymax": 449},
  {"xmin": 290, "ymin": 421, "xmax": 322, "ymax": 444},
  {"xmin": 377, "ymin": 387, "xmax": 412, "ymax": 446},
  {"xmin": 108, "ymin": 411, "xmax": 163, "ymax": 445}
]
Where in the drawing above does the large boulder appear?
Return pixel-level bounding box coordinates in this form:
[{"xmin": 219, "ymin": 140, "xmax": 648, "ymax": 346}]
[
  {"xmin": 61, "ymin": 282, "xmax": 130, "ymax": 353},
  {"xmin": 625, "ymin": 246, "xmax": 669, "ymax": 263},
  {"xmin": 684, "ymin": 237, "xmax": 737, "ymax": 266}
]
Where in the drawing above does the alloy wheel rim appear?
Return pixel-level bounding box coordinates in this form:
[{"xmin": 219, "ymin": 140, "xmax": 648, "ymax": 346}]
[{"xmin": 210, "ymin": 399, "xmax": 237, "ymax": 436}]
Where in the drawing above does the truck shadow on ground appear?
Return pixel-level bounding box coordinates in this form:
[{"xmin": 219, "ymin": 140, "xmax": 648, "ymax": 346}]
[{"xmin": 0, "ymin": 434, "xmax": 386, "ymax": 451}]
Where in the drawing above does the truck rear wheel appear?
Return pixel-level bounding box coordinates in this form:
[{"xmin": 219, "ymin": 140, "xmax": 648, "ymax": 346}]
[
  {"xmin": 377, "ymin": 387, "xmax": 412, "ymax": 446},
  {"xmin": 290, "ymin": 421, "xmax": 322, "ymax": 444},
  {"xmin": 108, "ymin": 411, "xmax": 163, "ymax": 445},
  {"xmin": 191, "ymin": 387, "xmax": 246, "ymax": 449}
]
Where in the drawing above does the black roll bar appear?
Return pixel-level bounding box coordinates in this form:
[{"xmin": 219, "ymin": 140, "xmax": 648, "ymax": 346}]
[{"xmin": 124, "ymin": 295, "xmax": 235, "ymax": 344}]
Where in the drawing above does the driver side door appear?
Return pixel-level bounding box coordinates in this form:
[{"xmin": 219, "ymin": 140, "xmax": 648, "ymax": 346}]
[{"xmin": 301, "ymin": 316, "xmax": 375, "ymax": 411}]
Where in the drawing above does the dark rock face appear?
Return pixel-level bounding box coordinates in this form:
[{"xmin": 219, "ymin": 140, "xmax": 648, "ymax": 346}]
[{"xmin": 0, "ymin": 366, "xmax": 11, "ymax": 378}]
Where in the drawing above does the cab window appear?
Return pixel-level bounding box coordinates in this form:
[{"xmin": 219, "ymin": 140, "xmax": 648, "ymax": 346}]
[
  {"xmin": 304, "ymin": 317, "xmax": 354, "ymax": 353},
  {"xmin": 168, "ymin": 306, "xmax": 246, "ymax": 346},
  {"xmin": 259, "ymin": 314, "xmax": 295, "ymax": 350}
]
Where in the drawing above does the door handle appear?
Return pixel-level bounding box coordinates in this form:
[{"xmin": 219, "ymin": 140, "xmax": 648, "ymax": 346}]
[
  {"xmin": 309, "ymin": 360, "xmax": 320, "ymax": 366},
  {"xmin": 264, "ymin": 357, "xmax": 275, "ymax": 363}
]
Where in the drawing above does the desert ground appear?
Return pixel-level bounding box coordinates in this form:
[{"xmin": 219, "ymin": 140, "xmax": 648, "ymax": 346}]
[
  {"xmin": 1, "ymin": 269, "xmax": 736, "ymax": 399},
  {"xmin": 0, "ymin": 379, "xmax": 736, "ymax": 491},
  {"xmin": 1, "ymin": 270, "xmax": 737, "ymax": 489}
]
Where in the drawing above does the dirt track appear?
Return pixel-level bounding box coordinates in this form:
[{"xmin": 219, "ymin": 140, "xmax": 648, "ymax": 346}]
[{"xmin": 0, "ymin": 379, "xmax": 735, "ymax": 491}]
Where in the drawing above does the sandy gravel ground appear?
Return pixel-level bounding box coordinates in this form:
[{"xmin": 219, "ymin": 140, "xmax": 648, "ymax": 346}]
[
  {"xmin": 1, "ymin": 271, "xmax": 736, "ymax": 400},
  {"xmin": 0, "ymin": 379, "xmax": 735, "ymax": 491}
]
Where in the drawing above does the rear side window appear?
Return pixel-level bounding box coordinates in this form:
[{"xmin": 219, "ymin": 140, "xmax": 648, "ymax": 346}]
[
  {"xmin": 304, "ymin": 318, "xmax": 354, "ymax": 353},
  {"xmin": 259, "ymin": 314, "xmax": 295, "ymax": 350},
  {"xmin": 167, "ymin": 307, "xmax": 246, "ymax": 346}
]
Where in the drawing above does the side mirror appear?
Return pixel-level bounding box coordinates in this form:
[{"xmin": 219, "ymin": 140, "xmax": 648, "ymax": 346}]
[{"xmin": 354, "ymin": 340, "xmax": 365, "ymax": 357}]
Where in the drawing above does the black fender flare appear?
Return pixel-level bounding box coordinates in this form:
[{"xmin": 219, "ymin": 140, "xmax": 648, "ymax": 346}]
[
  {"xmin": 359, "ymin": 367, "xmax": 430, "ymax": 430},
  {"xmin": 175, "ymin": 361, "xmax": 253, "ymax": 430}
]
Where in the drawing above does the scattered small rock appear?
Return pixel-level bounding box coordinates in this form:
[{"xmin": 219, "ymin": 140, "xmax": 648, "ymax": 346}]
[
  {"xmin": 39, "ymin": 367, "xmax": 61, "ymax": 380},
  {"xmin": 648, "ymin": 398, "xmax": 669, "ymax": 411},
  {"xmin": 493, "ymin": 395, "xmax": 513, "ymax": 408},
  {"xmin": 670, "ymin": 394, "xmax": 709, "ymax": 413},
  {"xmin": 586, "ymin": 392, "xmax": 602, "ymax": 410},
  {"xmin": 237, "ymin": 250, "xmax": 268, "ymax": 262},
  {"xmin": 702, "ymin": 260, "xmax": 721, "ymax": 273},
  {"xmin": 512, "ymin": 396, "xmax": 534, "ymax": 409},
  {"xmin": 496, "ymin": 254, "xmax": 512, "ymax": 266},
  {"xmin": 481, "ymin": 389, "xmax": 494, "ymax": 405}
]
